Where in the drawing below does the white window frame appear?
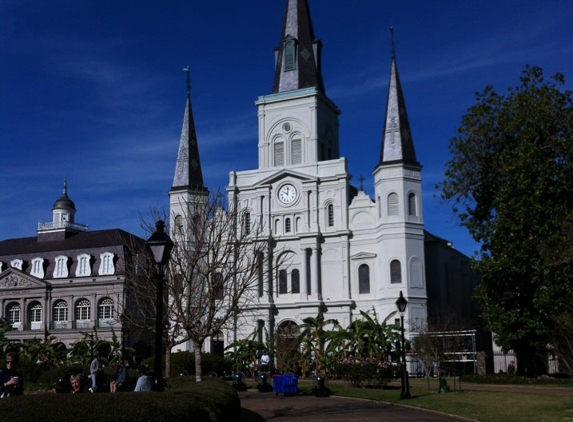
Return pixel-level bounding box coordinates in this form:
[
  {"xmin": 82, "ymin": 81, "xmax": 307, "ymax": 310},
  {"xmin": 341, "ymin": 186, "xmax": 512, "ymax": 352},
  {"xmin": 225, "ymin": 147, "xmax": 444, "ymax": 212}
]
[
  {"xmin": 76, "ymin": 254, "xmax": 91, "ymax": 277},
  {"xmin": 53, "ymin": 300, "xmax": 68, "ymax": 322},
  {"xmin": 98, "ymin": 298, "xmax": 114, "ymax": 326},
  {"xmin": 10, "ymin": 259, "xmax": 23, "ymax": 270},
  {"xmin": 7, "ymin": 303, "xmax": 21, "ymax": 324},
  {"xmin": 387, "ymin": 193, "xmax": 399, "ymax": 216},
  {"xmin": 31, "ymin": 257, "xmax": 45, "ymax": 278},
  {"xmin": 54, "ymin": 255, "xmax": 69, "ymax": 278},
  {"xmin": 29, "ymin": 302, "xmax": 43, "ymax": 330},
  {"xmin": 75, "ymin": 299, "xmax": 91, "ymax": 328},
  {"xmin": 99, "ymin": 252, "xmax": 115, "ymax": 275}
]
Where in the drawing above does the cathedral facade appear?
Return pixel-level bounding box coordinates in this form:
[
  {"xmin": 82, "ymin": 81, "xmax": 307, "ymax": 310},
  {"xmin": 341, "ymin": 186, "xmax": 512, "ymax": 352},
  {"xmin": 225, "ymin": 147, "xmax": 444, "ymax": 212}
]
[{"xmin": 169, "ymin": 0, "xmax": 431, "ymax": 353}]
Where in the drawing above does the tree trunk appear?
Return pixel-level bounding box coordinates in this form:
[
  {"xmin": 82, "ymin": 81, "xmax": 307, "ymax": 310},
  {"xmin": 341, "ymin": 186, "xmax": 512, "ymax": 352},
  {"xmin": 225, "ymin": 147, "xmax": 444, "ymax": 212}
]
[
  {"xmin": 194, "ymin": 339, "xmax": 204, "ymax": 382},
  {"xmin": 165, "ymin": 347, "xmax": 172, "ymax": 378}
]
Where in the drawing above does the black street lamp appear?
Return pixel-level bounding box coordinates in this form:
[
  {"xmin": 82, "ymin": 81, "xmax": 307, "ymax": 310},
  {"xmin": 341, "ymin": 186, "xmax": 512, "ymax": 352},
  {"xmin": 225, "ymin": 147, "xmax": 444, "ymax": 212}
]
[
  {"xmin": 146, "ymin": 220, "xmax": 174, "ymax": 392},
  {"xmin": 395, "ymin": 291, "xmax": 411, "ymax": 399}
]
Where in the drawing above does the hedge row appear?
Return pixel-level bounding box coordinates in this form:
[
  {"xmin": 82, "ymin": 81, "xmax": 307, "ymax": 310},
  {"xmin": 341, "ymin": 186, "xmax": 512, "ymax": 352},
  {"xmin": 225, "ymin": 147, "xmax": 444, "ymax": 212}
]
[{"xmin": 0, "ymin": 377, "xmax": 241, "ymax": 422}]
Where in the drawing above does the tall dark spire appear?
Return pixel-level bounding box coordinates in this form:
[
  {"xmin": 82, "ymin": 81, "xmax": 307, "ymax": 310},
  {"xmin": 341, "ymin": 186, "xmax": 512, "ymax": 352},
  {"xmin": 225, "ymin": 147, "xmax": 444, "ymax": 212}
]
[
  {"xmin": 379, "ymin": 34, "xmax": 418, "ymax": 166},
  {"xmin": 172, "ymin": 67, "xmax": 206, "ymax": 192},
  {"xmin": 272, "ymin": 0, "xmax": 324, "ymax": 94}
]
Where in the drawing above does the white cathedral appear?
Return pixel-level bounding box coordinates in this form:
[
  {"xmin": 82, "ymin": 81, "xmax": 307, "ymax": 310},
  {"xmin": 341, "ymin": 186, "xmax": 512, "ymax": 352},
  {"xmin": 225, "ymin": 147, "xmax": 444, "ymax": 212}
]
[{"xmin": 168, "ymin": 0, "xmax": 436, "ymax": 355}]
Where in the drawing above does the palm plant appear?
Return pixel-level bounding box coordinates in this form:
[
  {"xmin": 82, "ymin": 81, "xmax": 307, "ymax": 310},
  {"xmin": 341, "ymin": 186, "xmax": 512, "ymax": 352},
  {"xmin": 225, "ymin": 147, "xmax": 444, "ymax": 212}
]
[
  {"xmin": 225, "ymin": 337, "xmax": 265, "ymax": 376},
  {"xmin": 297, "ymin": 309, "xmax": 340, "ymax": 375}
]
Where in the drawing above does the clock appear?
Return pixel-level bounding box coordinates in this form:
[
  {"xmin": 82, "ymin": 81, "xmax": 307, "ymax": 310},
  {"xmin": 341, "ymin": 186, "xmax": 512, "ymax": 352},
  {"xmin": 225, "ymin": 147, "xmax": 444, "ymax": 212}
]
[{"xmin": 278, "ymin": 184, "xmax": 298, "ymax": 204}]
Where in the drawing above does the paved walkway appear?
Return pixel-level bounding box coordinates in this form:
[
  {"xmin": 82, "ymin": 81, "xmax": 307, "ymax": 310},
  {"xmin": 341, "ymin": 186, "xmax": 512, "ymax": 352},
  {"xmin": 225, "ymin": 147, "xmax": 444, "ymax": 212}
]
[{"xmin": 239, "ymin": 390, "xmax": 469, "ymax": 422}]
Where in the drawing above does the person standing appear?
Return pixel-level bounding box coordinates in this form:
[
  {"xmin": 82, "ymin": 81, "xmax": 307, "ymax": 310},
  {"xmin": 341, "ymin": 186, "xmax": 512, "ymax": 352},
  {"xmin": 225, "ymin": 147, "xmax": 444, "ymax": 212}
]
[
  {"xmin": 0, "ymin": 351, "xmax": 24, "ymax": 398},
  {"xmin": 89, "ymin": 354, "xmax": 100, "ymax": 392},
  {"xmin": 259, "ymin": 350, "xmax": 270, "ymax": 374}
]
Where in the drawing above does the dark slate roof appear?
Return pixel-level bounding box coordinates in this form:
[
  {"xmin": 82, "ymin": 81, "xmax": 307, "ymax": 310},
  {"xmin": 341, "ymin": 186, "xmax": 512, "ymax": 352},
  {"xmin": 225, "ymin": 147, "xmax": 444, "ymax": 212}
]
[
  {"xmin": 272, "ymin": 0, "xmax": 325, "ymax": 94},
  {"xmin": 171, "ymin": 74, "xmax": 207, "ymax": 193},
  {"xmin": 0, "ymin": 229, "xmax": 145, "ymax": 256},
  {"xmin": 379, "ymin": 56, "xmax": 419, "ymax": 167}
]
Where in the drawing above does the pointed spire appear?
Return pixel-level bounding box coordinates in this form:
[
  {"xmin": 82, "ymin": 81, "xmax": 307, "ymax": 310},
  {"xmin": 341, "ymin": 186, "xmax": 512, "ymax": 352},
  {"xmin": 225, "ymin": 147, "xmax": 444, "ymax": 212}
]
[
  {"xmin": 379, "ymin": 30, "xmax": 418, "ymax": 166},
  {"xmin": 172, "ymin": 67, "xmax": 206, "ymax": 192},
  {"xmin": 273, "ymin": 0, "xmax": 324, "ymax": 94}
]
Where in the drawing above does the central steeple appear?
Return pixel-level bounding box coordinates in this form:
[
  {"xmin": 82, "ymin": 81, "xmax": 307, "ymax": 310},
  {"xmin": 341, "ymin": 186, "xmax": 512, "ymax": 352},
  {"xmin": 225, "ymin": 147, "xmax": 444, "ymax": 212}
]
[{"xmin": 273, "ymin": 0, "xmax": 324, "ymax": 94}]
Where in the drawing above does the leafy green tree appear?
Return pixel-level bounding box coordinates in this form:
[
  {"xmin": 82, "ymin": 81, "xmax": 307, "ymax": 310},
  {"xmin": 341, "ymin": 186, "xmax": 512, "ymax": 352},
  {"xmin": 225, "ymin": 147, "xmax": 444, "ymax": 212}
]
[{"xmin": 440, "ymin": 66, "xmax": 573, "ymax": 376}]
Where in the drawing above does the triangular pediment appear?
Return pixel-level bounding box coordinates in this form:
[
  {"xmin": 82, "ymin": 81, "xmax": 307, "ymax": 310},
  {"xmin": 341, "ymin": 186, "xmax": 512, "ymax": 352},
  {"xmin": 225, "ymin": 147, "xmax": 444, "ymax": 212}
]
[
  {"xmin": 257, "ymin": 169, "xmax": 316, "ymax": 187},
  {"xmin": 0, "ymin": 268, "xmax": 50, "ymax": 289},
  {"xmin": 350, "ymin": 252, "xmax": 377, "ymax": 260}
]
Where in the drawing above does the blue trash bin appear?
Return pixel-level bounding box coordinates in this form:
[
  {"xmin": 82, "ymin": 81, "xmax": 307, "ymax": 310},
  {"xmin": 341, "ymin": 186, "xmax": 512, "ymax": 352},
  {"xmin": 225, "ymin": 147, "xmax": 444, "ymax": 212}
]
[{"xmin": 273, "ymin": 373, "xmax": 298, "ymax": 395}]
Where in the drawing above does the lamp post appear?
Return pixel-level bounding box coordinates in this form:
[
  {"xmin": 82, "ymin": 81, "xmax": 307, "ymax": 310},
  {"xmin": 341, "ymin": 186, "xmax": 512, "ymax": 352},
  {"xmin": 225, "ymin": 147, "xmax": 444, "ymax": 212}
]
[
  {"xmin": 145, "ymin": 220, "xmax": 174, "ymax": 392},
  {"xmin": 395, "ymin": 291, "xmax": 411, "ymax": 399}
]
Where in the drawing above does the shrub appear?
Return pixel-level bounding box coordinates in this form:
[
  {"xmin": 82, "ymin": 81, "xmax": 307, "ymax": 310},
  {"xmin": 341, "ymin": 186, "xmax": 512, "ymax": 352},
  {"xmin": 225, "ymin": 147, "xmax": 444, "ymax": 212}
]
[
  {"xmin": 336, "ymin": 362, "xmax": 396, "ymax": 388},
  {"xmin": 0, "ymin": 377, "xmax": 240, "ymax": 422}
]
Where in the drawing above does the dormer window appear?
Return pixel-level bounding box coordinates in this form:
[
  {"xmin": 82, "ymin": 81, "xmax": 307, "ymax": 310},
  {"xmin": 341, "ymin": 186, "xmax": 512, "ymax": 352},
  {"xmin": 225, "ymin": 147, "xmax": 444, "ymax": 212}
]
[
  {"xmin": 31, "ymin": 258, "xmax": 45, "ymax": 278},
  {"xmin": 76, "ymin": 254, "xmax": 91, "ymax": 277},
  {"xmin": 10, "ymin": 259, "xmax": 23, "ymax": 270},
  {"xmin": 54, "ymin": 256, "xmax": 69, "ymax": 278},
  {"xmin": 99, "ymin": 252, "xmax": 115, "ymax": 275}
]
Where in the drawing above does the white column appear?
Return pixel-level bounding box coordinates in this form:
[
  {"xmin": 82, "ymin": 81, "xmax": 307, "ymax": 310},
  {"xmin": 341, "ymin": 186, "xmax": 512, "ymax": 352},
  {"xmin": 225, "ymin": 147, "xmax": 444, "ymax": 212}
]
[
  {"xmin": 310, "ymin": 247, "xmax": 320, "ymax": 300},
  {"xmin": 300, "ymin": 248, "xmax": 308, "ymax": 300}
]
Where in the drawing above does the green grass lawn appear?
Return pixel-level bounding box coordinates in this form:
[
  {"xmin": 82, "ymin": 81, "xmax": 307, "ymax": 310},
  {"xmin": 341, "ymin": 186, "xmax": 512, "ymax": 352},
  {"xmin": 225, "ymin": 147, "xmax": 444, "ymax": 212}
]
[{"xmin": 294, "ymin": 378, "xmax": 573, "ymax": 422}]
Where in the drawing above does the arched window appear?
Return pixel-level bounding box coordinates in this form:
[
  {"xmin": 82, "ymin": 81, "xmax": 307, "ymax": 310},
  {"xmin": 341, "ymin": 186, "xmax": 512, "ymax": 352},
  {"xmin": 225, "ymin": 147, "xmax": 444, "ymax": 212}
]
[
  {"xmin": 243, "ymin": 212, "xmax": 251, "ymax": 234},
  {"xmin": 53, "ymin": 300, "xmax": 68, "ymax": 322},
  {"xmin": 213, "ymin": 272, "xmax": 224, "ymax": 300},
  {"xmin": 358, "ymin": 264, "xmax": 370, "ymax": 294},
  {"xmin": 75, "ymin": 299, "xmax": 91, "ymax": 328},
  {"xmin": 98, "ymin": 298, "xmax": 114, "ymax": 320},
  {"xmin": 291, "ymin": 269, "xmax": 300, "ymax": 294},
  {"xmin": 29, "ymin": 302, "xmax": 43, "ymax": 329},
  {"xmin": 279, "ymin": 269, "xmax": 288, "ymax": 294},
  {"xmin": 285, "ymin": 218, "xmax": 292, "ymax": 233},
  {"xmin": 174, "ymin": 215, "xmax": 184, "ymax": 235},
  {"xmin": 390, "ymin": 260, "xmax": 402, "ymax": 284},
  {"xmin": 387, "ymin": 193, "xmax": 399, "ymax": 216},
  {"xmin": 274, "ymin": 142, "xmax": 285, "ymax": 166},
  {"xmin": 327, "ymin": 204, "xmax": 334, "ymax": 227},
  {"xmin": 408, "ymin": 193, "xmax": 417, "ymax": 216},
  {"xmin": 7, "ymin": 303, "xmax": 21, "ymax": 324},
  {"xmin": 257, "ymin": 252, "xmax": 264, "ymax": 297},
  {"xmin": 277, "ymin": 321, "xmax": 299, "ymax": 351},
  {"xmin": 291, "ymin": 138, "xmax": 302, "ymax": 164}
]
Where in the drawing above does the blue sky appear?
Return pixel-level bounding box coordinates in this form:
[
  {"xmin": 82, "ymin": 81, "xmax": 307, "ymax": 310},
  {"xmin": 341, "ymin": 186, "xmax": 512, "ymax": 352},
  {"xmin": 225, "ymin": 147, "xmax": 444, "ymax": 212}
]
[{"xmin": 1, "ymin": 0, "xmax": 572, "ymax": 257}]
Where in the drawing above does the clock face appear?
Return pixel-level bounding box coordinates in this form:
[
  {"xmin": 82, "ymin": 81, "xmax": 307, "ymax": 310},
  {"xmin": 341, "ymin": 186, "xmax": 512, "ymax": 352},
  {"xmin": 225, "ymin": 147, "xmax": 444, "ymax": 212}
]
[{"xmin": 278, "ymin": 184, "xmax": 298, "ymax": 204}]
